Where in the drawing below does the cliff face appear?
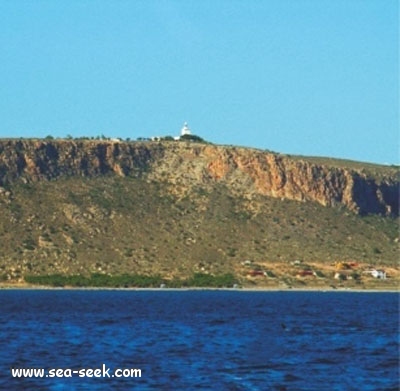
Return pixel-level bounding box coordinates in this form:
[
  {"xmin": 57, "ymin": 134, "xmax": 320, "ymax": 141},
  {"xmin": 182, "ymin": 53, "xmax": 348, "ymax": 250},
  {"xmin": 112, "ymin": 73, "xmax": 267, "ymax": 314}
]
[
  {"xmin": 0, "ymin": 140, "xmax": 164, "ymax": 182},
  {"xmin": 0, "ymin": 139, "xmax": 398, "ymax": 216}
]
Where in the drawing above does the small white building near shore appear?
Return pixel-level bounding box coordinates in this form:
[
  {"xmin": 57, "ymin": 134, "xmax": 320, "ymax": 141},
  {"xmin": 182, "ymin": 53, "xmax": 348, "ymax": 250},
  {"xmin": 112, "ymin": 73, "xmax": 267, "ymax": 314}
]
[{"xmin": 364, "ymin": 269, "xmax": 387, "ymax": 279}]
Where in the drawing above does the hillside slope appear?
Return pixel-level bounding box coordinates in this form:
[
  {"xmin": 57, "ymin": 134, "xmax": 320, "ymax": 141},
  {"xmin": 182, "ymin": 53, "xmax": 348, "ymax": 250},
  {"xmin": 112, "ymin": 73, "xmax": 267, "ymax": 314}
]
[{"xmin": 0, "ymin": 139, "xmax": 398, "ymax": 288}]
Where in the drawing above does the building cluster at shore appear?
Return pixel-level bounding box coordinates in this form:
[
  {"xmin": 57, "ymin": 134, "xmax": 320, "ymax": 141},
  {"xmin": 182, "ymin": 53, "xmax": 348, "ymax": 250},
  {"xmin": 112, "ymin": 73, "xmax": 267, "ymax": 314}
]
[{"xmin": 239, "ymin": 259, "xmax": 389, "ymax": 285}]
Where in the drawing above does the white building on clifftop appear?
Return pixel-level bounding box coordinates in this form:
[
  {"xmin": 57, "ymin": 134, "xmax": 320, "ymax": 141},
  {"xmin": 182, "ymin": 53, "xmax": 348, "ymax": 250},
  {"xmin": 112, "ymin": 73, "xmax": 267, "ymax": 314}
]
[
  {"xmin": 174, "ymin": 122, "xmax": 192, "ymax": 140},
  {"xmin": 181, "ymin": 122, "xmax": 191, "ymax": 136}
]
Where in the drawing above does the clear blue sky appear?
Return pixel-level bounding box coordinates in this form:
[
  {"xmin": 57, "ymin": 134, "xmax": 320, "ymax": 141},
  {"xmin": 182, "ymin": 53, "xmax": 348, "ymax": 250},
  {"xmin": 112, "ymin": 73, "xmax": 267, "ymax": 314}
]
[{"xmin": 0, "ymin": 0, "xmax": 398, "ymax": 164}]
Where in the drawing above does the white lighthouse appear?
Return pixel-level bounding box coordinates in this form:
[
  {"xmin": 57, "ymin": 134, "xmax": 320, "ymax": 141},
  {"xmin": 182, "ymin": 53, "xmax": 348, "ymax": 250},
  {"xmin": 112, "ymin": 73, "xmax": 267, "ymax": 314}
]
[{"xmin": 181, "ymin": 122, "xmax": 191, "ymax": 137}]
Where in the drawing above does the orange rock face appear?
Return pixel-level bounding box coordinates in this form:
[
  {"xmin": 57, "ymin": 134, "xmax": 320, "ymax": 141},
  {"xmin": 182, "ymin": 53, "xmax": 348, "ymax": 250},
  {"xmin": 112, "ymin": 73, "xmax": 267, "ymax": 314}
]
[{"xmin": 0, "ymin": 139, "xmax": 398, "ymax": 216}]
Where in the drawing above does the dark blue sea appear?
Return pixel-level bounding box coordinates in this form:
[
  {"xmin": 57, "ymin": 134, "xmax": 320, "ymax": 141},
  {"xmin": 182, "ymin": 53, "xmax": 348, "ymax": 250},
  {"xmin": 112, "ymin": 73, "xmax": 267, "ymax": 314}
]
[{"xmin": 0, "ymin": 290, "xmax": 398, "ymax": 391}]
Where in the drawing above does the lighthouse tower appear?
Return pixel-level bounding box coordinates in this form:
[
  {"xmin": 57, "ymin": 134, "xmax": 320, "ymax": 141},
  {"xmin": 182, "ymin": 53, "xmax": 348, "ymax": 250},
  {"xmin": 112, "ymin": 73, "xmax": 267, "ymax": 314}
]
[{"xmin": 181, "ymin": 122, "xmax": 191, "ymax": 137}]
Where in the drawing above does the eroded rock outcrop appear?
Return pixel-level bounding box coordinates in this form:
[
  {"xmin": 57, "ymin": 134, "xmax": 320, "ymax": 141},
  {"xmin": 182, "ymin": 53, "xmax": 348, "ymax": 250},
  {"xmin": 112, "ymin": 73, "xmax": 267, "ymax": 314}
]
[
  {"xmin": 0, "ymin": 139, "xmax": 398, "ymax": 216},
  {"xmin": 0, "ymin": 140, "xmax": 164, "ymax": 182}
]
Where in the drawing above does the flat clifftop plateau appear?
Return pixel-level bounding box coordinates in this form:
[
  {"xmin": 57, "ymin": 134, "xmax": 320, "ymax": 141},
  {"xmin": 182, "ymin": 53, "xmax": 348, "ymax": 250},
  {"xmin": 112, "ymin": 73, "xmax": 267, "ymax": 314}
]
[{"xmin": 0, "ymin": 139, "xmax": 398, "ymax": 216}]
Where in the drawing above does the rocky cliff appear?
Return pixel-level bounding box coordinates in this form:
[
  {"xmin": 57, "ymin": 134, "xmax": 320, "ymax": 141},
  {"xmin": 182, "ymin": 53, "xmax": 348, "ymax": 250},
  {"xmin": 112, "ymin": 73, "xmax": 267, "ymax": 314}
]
[{"xmin": 0, "ymin": 139, "xmax": 398, "ymax": 216}]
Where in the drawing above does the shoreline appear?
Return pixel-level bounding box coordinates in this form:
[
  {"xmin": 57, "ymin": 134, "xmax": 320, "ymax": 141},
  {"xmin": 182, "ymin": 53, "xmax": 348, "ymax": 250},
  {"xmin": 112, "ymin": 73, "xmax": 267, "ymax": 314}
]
[{"xmin": 0, "ymin": 283, "xmax": 398, "ymax": 293}]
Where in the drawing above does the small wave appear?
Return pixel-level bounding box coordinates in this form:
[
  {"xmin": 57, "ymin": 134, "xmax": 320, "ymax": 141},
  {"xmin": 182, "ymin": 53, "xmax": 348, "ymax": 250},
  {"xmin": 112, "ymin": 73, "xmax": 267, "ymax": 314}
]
[
  {"xmin": 309, "ymin": 357, "xmax": 340, "ymax": 365},
  {"xmin": 207, "ymin": 318, "xmax": 228, "ymax": 326}
]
